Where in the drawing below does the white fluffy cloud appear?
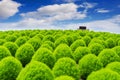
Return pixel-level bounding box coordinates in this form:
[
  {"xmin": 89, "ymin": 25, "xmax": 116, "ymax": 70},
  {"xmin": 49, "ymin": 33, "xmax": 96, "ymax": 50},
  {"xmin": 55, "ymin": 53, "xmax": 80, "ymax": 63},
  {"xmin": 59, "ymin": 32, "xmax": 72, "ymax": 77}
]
[
  {"xmin": 65, "ymin": 15, "xmax": 120, "ymax": 33},
  {"xmin": 96, "ymin": 8, "xmax": 110, "ymax": 13},
  {"xmin": 0, "ymin": 15, "xmax": 120, "ymax": 33},
  {"xmin": 63, "ymin": 0, "xmax": 79, "ymax": 2},
  {"xmin": 0, "ymin": 0, "xmax": 21, "ymax": 19},
  {"xmin": 21, "ymin": 3, "xmax": 87, "ymax": 22}
]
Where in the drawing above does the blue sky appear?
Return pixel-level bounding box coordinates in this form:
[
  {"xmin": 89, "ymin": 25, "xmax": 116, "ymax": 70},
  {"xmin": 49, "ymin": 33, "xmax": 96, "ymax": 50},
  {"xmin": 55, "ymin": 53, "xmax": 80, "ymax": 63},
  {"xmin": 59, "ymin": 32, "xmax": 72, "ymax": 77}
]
[{"xmin": 0, "ymin": 0, "xmax": 120, "ymax": 33}]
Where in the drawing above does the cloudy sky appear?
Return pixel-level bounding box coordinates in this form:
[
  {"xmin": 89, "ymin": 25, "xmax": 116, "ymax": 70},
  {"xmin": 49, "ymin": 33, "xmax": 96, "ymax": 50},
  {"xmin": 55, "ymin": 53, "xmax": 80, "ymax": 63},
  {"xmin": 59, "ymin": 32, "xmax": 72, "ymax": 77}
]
[{"xmin": 0, "ymin": 0, "xmax": 120, "ymax": 33}]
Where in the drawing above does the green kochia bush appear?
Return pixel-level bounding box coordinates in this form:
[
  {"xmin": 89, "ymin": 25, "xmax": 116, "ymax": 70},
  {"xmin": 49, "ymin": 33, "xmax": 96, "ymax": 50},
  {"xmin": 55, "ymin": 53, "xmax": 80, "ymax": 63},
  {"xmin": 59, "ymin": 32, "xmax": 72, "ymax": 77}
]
[
  {"xmin": 98, "ymin": 49, "xmax": 119, "ymax": 67},
  {"xmin": 55, "ymin": 76, "xmax": 75, "ymax": 80},
  {"xmin": 42, "ymin": 35, "xmax": 55, "ymax": 42},
  {"xmin": 70, "ymin": 39, "xmax": 86, "ymax": 51},
  {"xmin": 17, "ymin": 61, "xmax": 54, "ymax": 80},
  {"xmin": 89, "ymin": 43, "xmax": 104, "ymax": 55},
  {"xmin": 65, "ymin": 36, "xmax": 74, "ymax": 46},
  {"xmin": 112, "ymin": 46, "xmax": 120, "ymax": 56},
  {"xmin": 87, "ymin": 69, "xmax": 120, "ymax": 80},
  {"xmin": 15, "ymin": 36, "xmax": 29, "ymax": 46},
  {"xmin": 32, "ymin": 48, "xmax": 56, "ymax": 68},
  {"xmin": 78, "ymin": 54, "xmax": 103, "ymax": 79},
  {"xmin": 0, "ymin": 56, "xmax": 22, "ymax": 80},
  {"xmin": 106, "ymin": 62, "xmax": 120, "ymax": 74},
  {"xmin": 43, "ymin": 41, "xmax": 55, "ymax": 49},
  {"xmin": 5, "ymin": 35, "xmax": 17, "ymax": 42},
  {"xmin": 82, "ymin": 36, "xmax": 91, "ymax": 46},
  {"xmin": 15, "ymin": 43, "xmax": 35, "ymax": 66},
  {"xmin": 54, "ymin": 44, "xmax": 73, "ymax": 60},
  {"xmin": 106, "ymin": 38, "xmax": 116, "ymax": 48},
  {"xmin": 54, "ymin": 36, "xmax": 68, "ymax": 48},
  {"xmin": 0, "ymin": 46, "xmax": 11, "ymax": 60},
  {"xmin": 53, "ymin": 57, "xmax": 80, "ymax": 80},
  {"xmin": 0, "ymin": 39, "xmax": 6, "ymax": 45},
  {"xmin": 3, "ymin": 42, "xmax": 18, "ymax": 56},
  {"xmin": 73, "ymin": 47, "xmax": 91, "ymax": 63},
  {"xmin": 27, "ymin": 38, "xmax": 41, "ymax": 51},
  {"xmin": 40, "ymin": 44, "xmax": 53, "ymax": 51}
]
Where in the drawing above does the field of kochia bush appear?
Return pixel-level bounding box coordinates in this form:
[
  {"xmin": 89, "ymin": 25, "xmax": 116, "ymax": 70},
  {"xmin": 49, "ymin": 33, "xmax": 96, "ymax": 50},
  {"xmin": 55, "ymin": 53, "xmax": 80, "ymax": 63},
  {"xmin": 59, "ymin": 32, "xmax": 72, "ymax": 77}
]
[{"xmin": 0, "ymin": 30, "xmax": 120, "ymax": 80}]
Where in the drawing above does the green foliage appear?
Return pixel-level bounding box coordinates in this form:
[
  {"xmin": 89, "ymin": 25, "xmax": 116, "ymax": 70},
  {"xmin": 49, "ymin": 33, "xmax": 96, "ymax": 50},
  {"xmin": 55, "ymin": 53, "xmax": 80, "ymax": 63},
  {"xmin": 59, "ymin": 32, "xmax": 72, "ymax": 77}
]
[
  {"xmin": 5, "ymin": 35, "xmax": 17, "ymax": 42},
  {"xmin": 32, "ymin": 48, "xmax": 56, "ymax": 68},
  {"xmin": 15, "ymin": 36, "xmax": 29, "ymax": 46},
  {"xmin": 0, "ymin": 56, "xmax": 22, "ymax": 80},
  {"xmin": 112, "ymin": 46, "xmax": 120, "ymax": 56},
  {"xmin": 73, "ymin": 47, "xmax": 91, "ymax": 63},
  {"xmin": 35, "ymin": 34, "xmax": 44, "ymax": 40},
  {"xmin": 88, "ymin": 38, "xmax": 107, "ymax": 48},
  {"xmin": 78, "ymin": 54, "xmax": 103, "ymax": 79},
  {"xmin": 87, "ymin": 69, "xmax": 120, "ymax": 80},
  {"xmin": 89, "ymin": 43, "xmax": 104, "ymax": 55},
  {"xmin": 0, "ymin": 39, "xmax": 6, "ymax": 45},
  {"xmin": 42, "ymin": 35, "xmax": 55, "ymax": 42},
  {"xmin": 53, "ymin": 57, "xmax": 80, "ymax": 80},
  {"xmin": 106, "ymin": 38, "xmax": 116, "ymax": 48},
  {"xmin": 54, "ymin": 36, "xmax": 68, "ymax": 48},
  {"xmin": 118, "ymin": 40, "xmax": 120, "ymax": 46},
  {"xmin": 54, "ymin": 44, "xmax": 73, "ymax": 60},
  {"xmin": 55, "ymin": 76, "xmax": 75, "ymax": 80},
  {"xmin": 3, "ymin": 42, "xmax": 18, "ymax": 56},
  {"xmin": 70, "ymin": 39, "xmax": 86, "ymax": 51},
  {"xmin": 106, "ymin": 62, "xmax": 120, "ymax": 74},
  {"xmin": 40, "ymin": 44, "xmax": 53, "ymax": 51},
  {"xmin": 27, "ymin": 38, "xmax": 41, "ymax": 51},
  {"xmin": 82, "ymin": 36, "xmax": 91, "ymax": 46},
  {"xmin": 98, "ymin": 49, "xmax": 119, "ymax": 67},
  {"xmin": 0, "ymin": 46, "xmax": 11, "ymax": 60},
  {"xmin": 15, "ymin": 43, "xmax": 35, "ymax": 66},
  {"xmin": 17, "ymin": 61, "xmax": 54, "ymax": 80},
  {"xmin": 43, "ymin": 41, "xmax": 55, "ymax": 49},
  {"xmin": 65, "ymin": 36, "xmax": 74, "ymax": 46}
]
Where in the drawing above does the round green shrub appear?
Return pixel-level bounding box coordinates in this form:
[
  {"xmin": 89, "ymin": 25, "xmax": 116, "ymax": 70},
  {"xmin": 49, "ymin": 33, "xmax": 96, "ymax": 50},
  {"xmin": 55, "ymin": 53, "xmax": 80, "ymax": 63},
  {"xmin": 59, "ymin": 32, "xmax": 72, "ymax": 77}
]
[
  {"xmin": 55, "ymin": 76, "xmax": 75, "ymax": 80},
  {"xmin": 32, "ymin": 48, "xmax": 56, "ymax": 68},
  {"xmin": 54, "ymin": 44, "xmax": 73, "ymax": 60},
  {"xmin": 3, "ymin": 42, "xmax": 18, "ymax": 56},
  {"xmin": 118, "ymin": 40, "xmax": 120, "ymax": 46},
  {"xmin": 53, "ymin": 57, "xmax": 80, "ymax": 80},
  {"xmin": 27, "ymin": 38, "xmax": 41, "ymax": 51},
  {"xmin": 78, "ymin": 54, "xmax": 103, "ymax": 79},
  {"xmin": 82, "ymin": 36, "xmax": 91, "ymax": 46},
  {"xmin": 0, "ymin": 56, "xmax": 22, "ymax": 80},
  {"xmin": 0, "ymin": 39, "xmax": 6, "ymax": 45},
  {"xmin": 106, "ymin": 38, "xmax": 116, "ymax": 48},
  {"xmin": 42, "ymin": 35, "xmax": 55, "ymax": 42},
  {"xmin": 112, "ymin": 46, "xmax": 120, "ymax": 56},
  {"xmin": 15, "ymin": 36, "xmax": 28, "ymax": 46},
  {"xmin": 98, "ymin": 49, "xmax": 119, "ymax": 67},
  {"xmin": 15, "ymin": 43, "xmax": 35, "ymax": 66},
  {"xmin": 43, "ymin": 41, "xmax": 55, "ymax": 49},
  {"xmin": 0, "ymin": 46, "xmax": 11, "ymax": 61},
  {"xmin": 35, "ymin": 34, "xmax": 44, "ymax": 40},
  {"xmin": 87, "ymin": 69, "xmax": 120, "ymax": 80},
  {"xmin": 5, "ymin": 35, "xmax": 17, "ymax": 42},
  {"xmin": 65, "ymin": 36, "xmax": 74, "ymax": 46},
  {"xmin": 40, "ymin": 44, "xmax": 53, "ymax": 51},
  {"xmin": 70, "ymin": 39, "xmax": 86, "ymax": 51},
  {"xmin": 54, "ymin": 36, "xmax": 68, "ymax": 48},
  {"xmin": 17, "ymin": 61, "xmax": 54, "ymax": 80},
  {"xmin": 88, "ymin": 38, "xmax": 107, "ymax": 47},
  {"xmin": 70, "ymin": 34, "xmax": 81, "ymax": 41},
  {"xmin": 106, "ymin": 62, "xmax": 120, "ymax": 74},
  {"xmin": 89, "ymin": 43, "xmax": 104, "ymax": 55},
  {"xmin": 73, "ymin": 47, "xmax": 91, "ymax": 63}
]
